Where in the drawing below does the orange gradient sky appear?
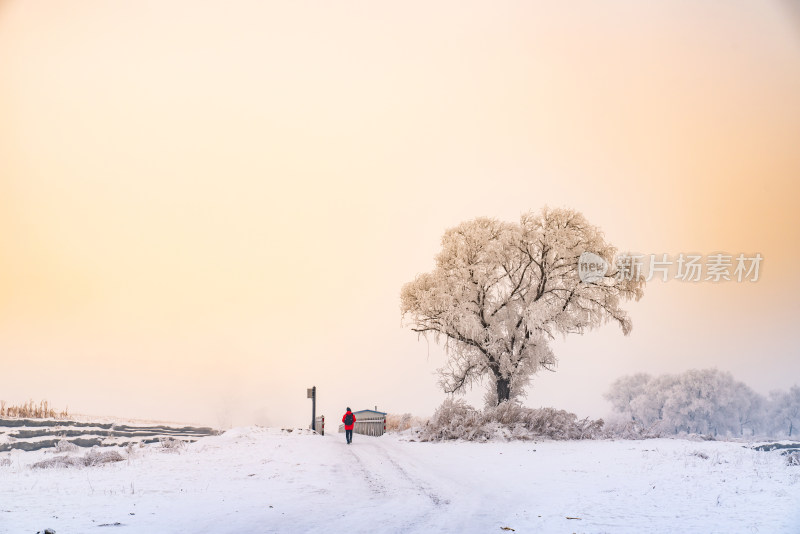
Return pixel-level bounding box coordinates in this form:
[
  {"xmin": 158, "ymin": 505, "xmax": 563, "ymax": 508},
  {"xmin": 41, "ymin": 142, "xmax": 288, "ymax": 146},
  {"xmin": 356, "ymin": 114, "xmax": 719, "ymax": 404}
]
[{"xmin": 1, "ymin": 1, "xmax": 799, "ymax": 427}]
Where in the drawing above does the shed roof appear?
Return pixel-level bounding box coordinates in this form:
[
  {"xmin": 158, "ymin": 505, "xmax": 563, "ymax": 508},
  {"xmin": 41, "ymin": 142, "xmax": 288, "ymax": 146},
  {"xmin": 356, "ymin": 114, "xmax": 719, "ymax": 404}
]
[{"xmin": 353, "ymin": 409, "xmax": 387, "ymax": 416}]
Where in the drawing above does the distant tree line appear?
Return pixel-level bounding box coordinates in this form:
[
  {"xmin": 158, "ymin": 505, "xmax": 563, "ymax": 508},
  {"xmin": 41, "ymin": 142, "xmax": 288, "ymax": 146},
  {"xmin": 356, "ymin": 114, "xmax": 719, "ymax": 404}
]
[{"xmin": 605, "ymin": 369, "xmax": 800, "ymax": 437}]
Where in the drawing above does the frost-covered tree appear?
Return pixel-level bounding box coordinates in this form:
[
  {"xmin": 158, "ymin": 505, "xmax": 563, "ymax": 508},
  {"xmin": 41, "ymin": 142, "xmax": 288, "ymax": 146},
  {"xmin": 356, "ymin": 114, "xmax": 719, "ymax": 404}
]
[
  {"xmin": 667, "ymin": 369, "xmax": 743, "ymax": 434},
  {"xmin": 606, "ymin": 369, "xmax": 768, "ymax": 436},
  {"xmin": 769, "ymin": 386, "xmax": 800, "ymax": 437},
  {"xmin": 604, "ymin": 373, "xmax": 652, "ymax": 422},
  {"xmin": 636, "ymin": 374, "xmax": 680, "ymax": 428},
  {"xmin": 728, "ymin": 382, "xmax": 764, "ymax": 436},
  {"xmin": 401, "ymin": 207, "xmax": 645, "ymax": 405}
]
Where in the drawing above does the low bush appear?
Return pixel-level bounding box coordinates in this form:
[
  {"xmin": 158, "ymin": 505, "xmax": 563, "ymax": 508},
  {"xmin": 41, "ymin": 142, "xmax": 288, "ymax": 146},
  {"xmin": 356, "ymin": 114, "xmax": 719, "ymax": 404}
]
[
  {"xmin": 385, "ymin": 413, "xmax": 428, "ymax": 433},
  {"xmin": 159, "ymin": 437, "xmax": 186, "ymax": 451},
  {"xmin": 602, "ymin": 419, "xmax": 665, "ymax": 440},
  {"xmin": 55, "ymin": 439, "xmax": 79, "ymax": 453},
  {"xmin": 418, "ymin": 399, "xmax": 604, "ymax": 442},
  {"xmin": 31, "ymin": 447, "xmax": 125, "ymax": 469}
]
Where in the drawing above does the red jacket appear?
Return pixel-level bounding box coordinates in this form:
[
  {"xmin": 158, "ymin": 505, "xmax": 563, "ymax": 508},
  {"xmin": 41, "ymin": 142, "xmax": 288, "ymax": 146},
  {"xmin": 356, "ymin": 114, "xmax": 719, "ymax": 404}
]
[{"xmin": 342, "ymin": 411, "xmax": 356, "ymax": 430}]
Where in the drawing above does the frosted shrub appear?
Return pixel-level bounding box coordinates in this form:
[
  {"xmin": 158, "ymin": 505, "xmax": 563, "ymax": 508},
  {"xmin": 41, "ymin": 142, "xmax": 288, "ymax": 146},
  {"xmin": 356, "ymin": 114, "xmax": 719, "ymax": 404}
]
[
  {"xmin": 419, "ymin": 399, "xmax": 604, "ymax": 442},
  {"xmin": 31, "ymin": 447, "xmax": 125, "ymax": 469},
  {"xmin": 419, "ymin": 399, "xmax": 489, "ymax": 442},
  {"xmin": 385, "ymin": 413, "xmax": 428, "ymax": 433},
  {"xmin": 55, "ymin": 439, "xmax": 79, "ymax": 453},
  {"xmin": 603, "ymin": 419, "xmax": 665, "ymax": 439},
  {"xmin": 787, "ymin": 451, "xmax": 800, "ymax": 467},
  {"xmin": 83, "ymin": 448, "xmax": 124, "ymax": 466},
  {"xmin": 159, "ymin": 437, "xmax": 186, "ymax": 452},
  {"xmin": 485, "ymin": 403, "xmax": 604, "ymax": 440},
  {"xmin": 31, "ymin": 456, "xmax": 84, "ymax": 469}
]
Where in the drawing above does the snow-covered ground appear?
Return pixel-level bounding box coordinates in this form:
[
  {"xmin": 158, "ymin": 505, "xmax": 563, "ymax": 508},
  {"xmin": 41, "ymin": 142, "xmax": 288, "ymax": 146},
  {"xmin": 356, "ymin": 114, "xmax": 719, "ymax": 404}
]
[{"xmin": 1, "ymin": 427, "xmax": 799, "ymax": 533}]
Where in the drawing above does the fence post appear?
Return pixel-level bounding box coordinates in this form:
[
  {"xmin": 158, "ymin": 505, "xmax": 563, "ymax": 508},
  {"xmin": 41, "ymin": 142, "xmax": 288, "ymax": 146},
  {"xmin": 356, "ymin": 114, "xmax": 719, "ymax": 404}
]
[
  {"xmin": 307, "ymin": 386, "xmax": 316, "ymax": 431},
  {"xmin": 313, "ymin": 415, "xmax": 325, "ymax": 436}
]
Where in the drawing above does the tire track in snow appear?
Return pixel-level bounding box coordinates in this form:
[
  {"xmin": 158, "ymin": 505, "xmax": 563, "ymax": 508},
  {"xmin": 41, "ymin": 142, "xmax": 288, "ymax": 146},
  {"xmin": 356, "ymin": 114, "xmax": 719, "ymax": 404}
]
[
  {"xmin": 382, "ymin": 450, "xmax": 449, "ymax": 507},
  {"xmin": 345, "ymin": 438, "xmax": 450, "ymax": 531},
  {"xmin": 347, "ymin": 442, "xmax": 388, "ymax": 496}
]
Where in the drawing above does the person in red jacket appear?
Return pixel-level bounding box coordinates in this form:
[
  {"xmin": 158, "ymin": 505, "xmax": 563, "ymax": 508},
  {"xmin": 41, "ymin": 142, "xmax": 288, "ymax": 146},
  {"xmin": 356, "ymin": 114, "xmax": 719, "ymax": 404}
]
[{"xmin": 342, "ymin": 407, "xmax": 356, "ymax": 444}]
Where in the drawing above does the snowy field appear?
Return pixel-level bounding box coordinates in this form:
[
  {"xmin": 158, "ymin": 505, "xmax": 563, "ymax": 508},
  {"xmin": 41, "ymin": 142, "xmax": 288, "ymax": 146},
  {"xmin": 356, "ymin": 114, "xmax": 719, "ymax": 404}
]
[{"xmin": 2, "ymin": 427, "xmax": 799, "ymax": 534}]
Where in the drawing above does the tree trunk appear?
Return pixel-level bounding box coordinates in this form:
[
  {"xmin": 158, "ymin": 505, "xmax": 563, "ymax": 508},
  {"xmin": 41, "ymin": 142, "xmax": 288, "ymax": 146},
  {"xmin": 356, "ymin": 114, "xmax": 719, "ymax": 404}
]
[{"xmin": 496, "ymin": 376, "xmax": 511, "ymax": 404}]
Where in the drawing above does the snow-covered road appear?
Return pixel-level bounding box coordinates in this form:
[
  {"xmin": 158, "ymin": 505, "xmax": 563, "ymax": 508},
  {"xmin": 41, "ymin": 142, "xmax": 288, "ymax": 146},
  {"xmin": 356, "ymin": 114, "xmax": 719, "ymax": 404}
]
[{"xmin": 1, "ymin": 427, "xmax": 799, "ymax": 533}]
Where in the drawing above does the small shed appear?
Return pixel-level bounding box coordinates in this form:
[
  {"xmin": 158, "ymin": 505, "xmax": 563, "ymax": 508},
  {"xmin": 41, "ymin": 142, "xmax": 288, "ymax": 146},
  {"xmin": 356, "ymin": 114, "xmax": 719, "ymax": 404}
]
[{"xmin": 339, "ymin": 408, "xmax": 387, "ymax": 436}]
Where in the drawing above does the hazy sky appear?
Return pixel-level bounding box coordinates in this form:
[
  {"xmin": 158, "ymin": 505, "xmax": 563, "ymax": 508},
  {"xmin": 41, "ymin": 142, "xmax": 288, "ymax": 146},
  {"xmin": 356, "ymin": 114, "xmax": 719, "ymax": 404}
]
[{"xmin": 1, "ymin": 1, "xmax": 798, "ymax": 427}]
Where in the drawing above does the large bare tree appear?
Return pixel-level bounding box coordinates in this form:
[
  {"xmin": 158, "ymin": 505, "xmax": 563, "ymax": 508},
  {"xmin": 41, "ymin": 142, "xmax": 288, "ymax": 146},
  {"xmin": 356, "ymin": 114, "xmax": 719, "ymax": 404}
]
[{"xmin": 401, "ymin": 207, "xmax": 645, "ymax": 405}]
